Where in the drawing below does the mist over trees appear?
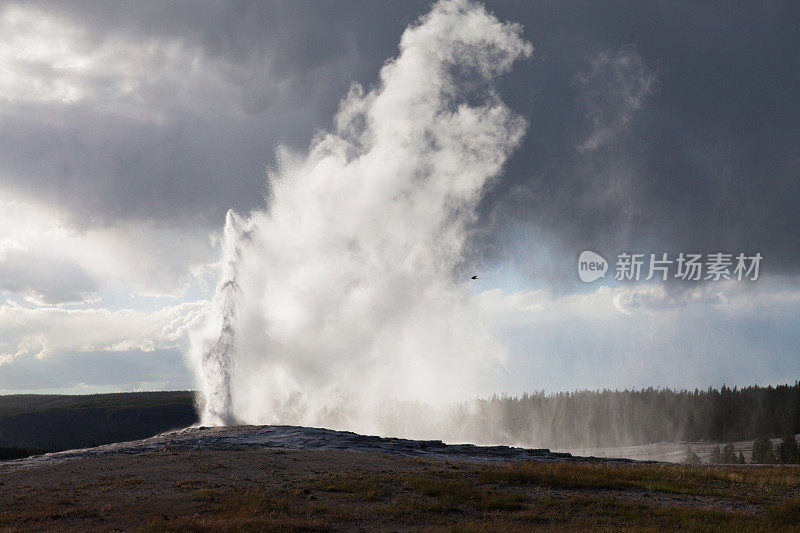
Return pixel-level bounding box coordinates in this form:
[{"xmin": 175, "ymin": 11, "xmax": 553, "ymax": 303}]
[
  {"xmin": 450, "ymin": 383, "xmax": 800, "ymax": 448},
  {"xmin": 707, "ymin": 443, "xmax": 746, "ymax": 464}
]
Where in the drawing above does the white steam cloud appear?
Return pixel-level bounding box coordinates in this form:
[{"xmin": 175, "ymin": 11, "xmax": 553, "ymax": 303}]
[{"xmin": 189, "ymin": 0, "xmax": 532, "ymax": 435}]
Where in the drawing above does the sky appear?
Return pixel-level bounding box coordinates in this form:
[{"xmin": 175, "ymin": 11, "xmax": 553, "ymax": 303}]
[{"xmin": 1, "ymin": 0, "xmax": 799, "ymax": 395}]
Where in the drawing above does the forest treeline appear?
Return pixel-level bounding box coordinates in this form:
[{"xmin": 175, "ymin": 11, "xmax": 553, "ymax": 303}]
[
  {"xmin": 0, "ymin": 391, "xmax": 198, "ymax": 456},
  {"xmin": 448, "ymin": 383, "xmax": 800, "ymax": 448},
  {"xmin": 694, "ymin": 435, "xmax": 800, "ymax": 464},
  {"xmin": 2, "ymin": 384, "xmax": 799, "ymax": 459}
]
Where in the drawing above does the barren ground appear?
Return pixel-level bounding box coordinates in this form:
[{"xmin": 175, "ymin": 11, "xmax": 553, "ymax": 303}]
[{"xmin": 1, "ymin": 427, "xmax": 799, "ymax": 531}]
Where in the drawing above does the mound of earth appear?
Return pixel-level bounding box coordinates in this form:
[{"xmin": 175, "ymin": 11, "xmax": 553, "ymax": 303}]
[{"xmin": 2, "ymin": 424, "xmax": 617, "ymax": 471}]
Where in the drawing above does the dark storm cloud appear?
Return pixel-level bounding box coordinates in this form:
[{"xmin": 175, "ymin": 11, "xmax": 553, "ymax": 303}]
[
  {"xmin": 0, "ymin": 0, "xmax": 429, "ymax": 228},
  {"xmin": 474, "ymin": 1, "xmax": 800, "ymax": 286},
  {"xmin": 2, "ymin": 0, "xmax": 798, "ymax": 285}
]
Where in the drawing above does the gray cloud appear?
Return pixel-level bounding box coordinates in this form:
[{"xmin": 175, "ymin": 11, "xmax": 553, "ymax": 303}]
[
  {"xmin": 0, "ymin": 248, "xmax": 97, "ymax": 305},
  {"xmin": 0, "ymin": 1, "xmax": 428, "ymax": 229},
  {"xmin": 478, "ymin": 281, "xmax": 800, "ymax": 393},
  {"xmin": 0, "ymin": 0, "xmax": 798, "ymax": 298},
  {"xmin": 0, "ymin": 348, "xmax": 192, "ymax": 393},
  {"xmin": 473, "ymin": 1, "xmax": 800, "ymax": 287}
]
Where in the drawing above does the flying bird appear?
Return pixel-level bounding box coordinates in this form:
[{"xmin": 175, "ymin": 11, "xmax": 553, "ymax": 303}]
[{"xmin": 471, "ymin": 275, "xmax": 478, "ymax": 280}]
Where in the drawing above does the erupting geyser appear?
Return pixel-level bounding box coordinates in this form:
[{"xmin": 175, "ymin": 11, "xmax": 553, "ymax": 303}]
[{"xmin": 189, "ymin": 0, "xmax": 532, "ymax": 435}]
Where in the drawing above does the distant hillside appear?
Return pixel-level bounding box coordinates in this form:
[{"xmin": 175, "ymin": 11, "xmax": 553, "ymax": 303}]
[{"xmin": 0, "ymin": 391, "xmax": 198, "ymax": 456}]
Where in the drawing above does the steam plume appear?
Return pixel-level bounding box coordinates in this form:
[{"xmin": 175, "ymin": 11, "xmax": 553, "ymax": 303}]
[{"xmin": 189, "ymin": 0, "xmax": 532, "ymax": 434}]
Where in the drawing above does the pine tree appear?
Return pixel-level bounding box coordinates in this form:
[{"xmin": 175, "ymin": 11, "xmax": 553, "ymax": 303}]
[
  {"xmin": 710, "ymin": 445, "xmax": 721, "ymax": 464},
  {"xmin": 737, "ymin": 450, "xmax": 745, "ymax": 464},
  {"xmin": 752, "ymin": 435, "xmax": 767, "ymax": 463},
  {"xmin": 722, "ymin": 442, "xmax": 736, "ymax": 464},
  {"xmin": 764, "ymin": 447, "xmax": 777, "ymax": 464},
  {"xmin": 752, "ymin": 435, "xmax": 777, "ymax": 464}
]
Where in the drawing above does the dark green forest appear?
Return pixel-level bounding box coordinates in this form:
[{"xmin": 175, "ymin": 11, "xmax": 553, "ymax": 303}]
[{"xmin": 0, "ymin": 391, "xmax": 197, "ymax": 458}]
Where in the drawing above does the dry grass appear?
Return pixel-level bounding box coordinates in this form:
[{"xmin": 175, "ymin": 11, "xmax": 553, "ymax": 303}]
[
  {"xmin": 313, "ymin": 473, "xmax": 389, "ymax": 500},
  {"xmin": 3, "ymin": 448, "xmax": 800, "ymax": 532},
  {"xmin": 141, "ymin": 460, "xmax": 800, "ymax": 532},
  {"xmin": 480, "ymin": 461, "xmax": 800, "ymax": 503},
  {"xmin": 96, "ymin": 474, "xmax": 144, "ymax": 487},
  {"xmin": 173, "ymin": 478, "xmax": 213, "ymax": 491}
]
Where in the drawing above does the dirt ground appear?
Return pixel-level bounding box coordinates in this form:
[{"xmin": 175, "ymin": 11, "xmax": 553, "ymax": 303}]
[{"xmin": 1, "ymin": 446, "xmax": 799, "ymax": 531}]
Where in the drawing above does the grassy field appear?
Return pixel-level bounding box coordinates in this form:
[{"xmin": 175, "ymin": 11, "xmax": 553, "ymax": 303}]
[
  {"xmin": 153, "ymin": 461, "xmax": 800, "ymax": 531},
  {"xmin": 2, "ymin": 446, "xmax": 799, "ymax": 531}
]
